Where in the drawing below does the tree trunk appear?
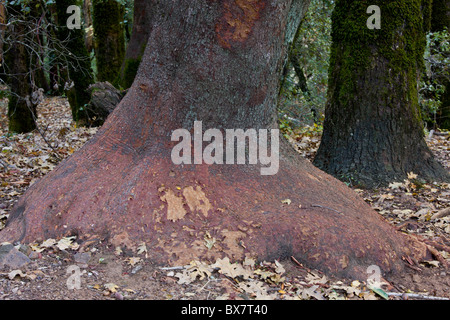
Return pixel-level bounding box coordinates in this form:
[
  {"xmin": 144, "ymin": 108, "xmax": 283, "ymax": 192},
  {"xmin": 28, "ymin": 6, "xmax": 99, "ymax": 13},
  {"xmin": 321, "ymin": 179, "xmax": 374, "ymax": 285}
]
[
  {"xmin": 0, "ymin": 0, "xmax": 432, "ymax": 280},
  {"xmin": 92, "ymin": 0, "xmax": 125, "ymax": 84},
  {"xmin": 30, "ymin": 0, "xmax": 50, "ymax": 94},
  {"xmin": 5, "ymin": 5, "xmax": 36, "ymax": 133},
  {"xmin": 54, "ymin": 0, "xmax": 95, "ymax": 125},
  {"xmin": 313, "ymin": 0, "xmax": 450, "ymax": 188},
  {"xmin": 431, "ymin": 0, "xmax": 450, "ymax": 129},
  {"xmin": 83, "ymin": 0, "xmax": 94, "ymax": 54},
  {"xmin": 117, "ymin": 0, "xmax": 151, "ymax": 89},
  {"xmin": 431, "ymin": 0, "xmax": 450, "ymax": 32},
  {"xmin": 0, "ymin": 2, "xmax": 6, "ymax": 67}
]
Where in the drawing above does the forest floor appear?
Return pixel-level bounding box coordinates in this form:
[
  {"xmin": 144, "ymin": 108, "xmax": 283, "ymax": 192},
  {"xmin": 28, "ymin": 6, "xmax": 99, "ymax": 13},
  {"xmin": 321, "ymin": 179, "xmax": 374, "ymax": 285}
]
[{"xmin": 0, "ymin": 97, "xmax": 449, "ymax": 300}]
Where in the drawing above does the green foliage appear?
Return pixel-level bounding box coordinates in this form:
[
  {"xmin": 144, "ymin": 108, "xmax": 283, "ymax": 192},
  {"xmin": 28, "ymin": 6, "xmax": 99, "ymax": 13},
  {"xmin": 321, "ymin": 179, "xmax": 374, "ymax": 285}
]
[
  {"xmin": 419, "ymin": 29, "xmax": 450, "ymax": 128},
  {"xmin": 278, "ymin": 0, "xmax": 333, "ymax": 129}
]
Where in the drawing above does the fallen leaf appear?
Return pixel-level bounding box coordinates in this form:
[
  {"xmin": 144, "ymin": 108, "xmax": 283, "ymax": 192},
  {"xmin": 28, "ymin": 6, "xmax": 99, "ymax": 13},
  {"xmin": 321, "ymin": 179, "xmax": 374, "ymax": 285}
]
[
  {"xmin": 388, "ymin": 182, "xmax": 403, "ymax": 189},
  {"xmin": 8, "ymin": 269, "xmax": 26, "ymax": 280},
  {"xmin": 243, "ymin": 256, "xmax": 255, "ymax": 268},
  {"xmin": 274, "ymin": 260, "xmax": 285, "ymax": 274},
  {"xmin": 104, "ymin": 283, "xmax": 119, "ymax": 293},
  {"xmin": 127, "ymin": 257, "xmax": 141, "ymax": 266},
  {"xmin": 56, "ymin": 236, "xmax": 76, "ymax": 250},
  {"xmin": 407, "ymin": 172, "xmax": 418, "ymax": 180},
  {"xmin": 40, "ymin": 238, "xmax": 56, "ymax": 248},
  {"xmin": 137, "ymin": 242, "xmax": 147, "ymax": 255},
  {"xmin": 212, "ymin": 257, "xmax": 253, "ymax": 280},
  {"xmin": 114, "ymin": 246, "xmax": 123, "ymax": 255},
  {"xmin": 423, "ymin": 260, "xmax": 440, "ymax": 267}
]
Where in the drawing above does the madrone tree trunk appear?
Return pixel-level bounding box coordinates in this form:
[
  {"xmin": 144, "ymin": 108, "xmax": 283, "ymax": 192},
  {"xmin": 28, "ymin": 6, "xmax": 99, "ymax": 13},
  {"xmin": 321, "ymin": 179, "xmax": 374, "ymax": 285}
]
[
  {"xmin": 0, "ymin": 0, "xmax": 434, "ymax": 279},
  {"xmin": 313, "ymin": 0, "xmax": 450, "ymax": 188}
]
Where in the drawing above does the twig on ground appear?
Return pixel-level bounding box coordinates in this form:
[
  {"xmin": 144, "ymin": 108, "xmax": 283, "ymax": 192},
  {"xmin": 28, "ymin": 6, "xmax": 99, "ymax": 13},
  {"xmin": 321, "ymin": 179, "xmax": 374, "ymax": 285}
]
[
  {"xmin": 387, "ymin": 292, "xmax": 449, "ymax": 300},
  {"xmin": 159, "ymin": 265, "xmax": 187, "ymax": 271},
  {"xmin": 431, "ymin": 207, "xmax": 450, "ymax": 220}
]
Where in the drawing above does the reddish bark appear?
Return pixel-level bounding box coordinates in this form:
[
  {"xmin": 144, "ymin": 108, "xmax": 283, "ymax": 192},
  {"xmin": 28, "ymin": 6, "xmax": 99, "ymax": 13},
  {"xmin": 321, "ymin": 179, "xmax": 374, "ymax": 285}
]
[{"xmin": 0, "ymin": 0, "xmax": 431, "ymax": 279}]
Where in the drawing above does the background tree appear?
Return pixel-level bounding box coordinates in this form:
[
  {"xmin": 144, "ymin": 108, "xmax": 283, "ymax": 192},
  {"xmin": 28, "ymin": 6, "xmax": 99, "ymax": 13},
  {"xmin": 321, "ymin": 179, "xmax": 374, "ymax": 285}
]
[
  {"xmin": 278, "ymin": 0, "xmax": 333, "ymax": 127},
  {"xmin": 0, "ymin": 0, "xmax": 434, "ymax": 280},
  {"xmin": 3, "ymin": 4, "xmax": 35, "ymax": 133},
  {"xmin": 0, "ymin": 2, "xmax": 5, "ymax": 64},
  {"xmin": 1, "ymin": 0, "xmax": 97, "ymax": 130},
  {"xmin": 54, "ymin": 0, "xmax": 95, "ymax": 126},
  {"xmin": 117, "ymin": 0, "xmax": 151, "ymax": 89},
  {"xmin": 82, "ymin": 0, "xmax": 94, "ymax": 55},
  {"xmin": 92, "ymin": 0, "xmax": 125, "ymax": 83},
  {"xmin": 313, "ymin": 0, "xmax": 450, "ymax": 187},
  {"xmin": 428, "ymin": 0, "xmax": 450, "ymax": 129}
]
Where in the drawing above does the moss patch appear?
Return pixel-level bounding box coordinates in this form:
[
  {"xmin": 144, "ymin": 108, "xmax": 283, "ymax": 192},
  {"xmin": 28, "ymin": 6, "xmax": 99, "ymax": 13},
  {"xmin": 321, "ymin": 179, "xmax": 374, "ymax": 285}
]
[{"xmin": 92, "ymin": 0, "xmax": 126, "ymax": 83}]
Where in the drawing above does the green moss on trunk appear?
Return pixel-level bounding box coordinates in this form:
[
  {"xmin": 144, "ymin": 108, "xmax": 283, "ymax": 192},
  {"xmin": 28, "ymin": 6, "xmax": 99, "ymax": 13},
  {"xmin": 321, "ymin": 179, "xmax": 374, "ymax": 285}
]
[
  {"xmin": 92, "ymin": 0, "xmax": 125, "ymax": 83},
  {"xmin": 119, "ymin": 57, "xmax": 141, "ymax": 89},
  {"xmin": 8, "ymin": 95, "xmax": 36, "ymax": 134},
  {"xmin": 314, "ymin": 0, "xmax": 449, "ymax": 187},
  {"xmin": 54, "ymin": 0, "xmax": 94, "ymax": 125}
]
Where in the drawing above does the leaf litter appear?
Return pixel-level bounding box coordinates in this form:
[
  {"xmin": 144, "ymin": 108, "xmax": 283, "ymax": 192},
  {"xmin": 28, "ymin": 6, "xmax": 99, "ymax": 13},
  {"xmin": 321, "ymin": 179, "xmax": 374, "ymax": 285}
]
[{"xmin": 0, "ymin": 97, "xmax": 449, "ymax": 300}]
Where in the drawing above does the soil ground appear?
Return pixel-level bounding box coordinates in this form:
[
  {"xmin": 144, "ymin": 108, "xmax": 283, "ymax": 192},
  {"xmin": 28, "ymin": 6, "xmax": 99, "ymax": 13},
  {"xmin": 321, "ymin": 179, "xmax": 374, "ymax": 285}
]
[{"xmin": 0, "ymin": 97, "xmax": 449, "ymax": 300}]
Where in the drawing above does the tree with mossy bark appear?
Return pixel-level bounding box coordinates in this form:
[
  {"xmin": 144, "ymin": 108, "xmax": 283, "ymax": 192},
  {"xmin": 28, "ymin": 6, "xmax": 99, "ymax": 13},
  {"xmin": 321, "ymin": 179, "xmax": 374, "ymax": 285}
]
[
  {"xmin": 4, "ymin": 4, "xmax": 36, "ymax": 133},
  {"xmin": 117, "ymin": 0, "xmax": 150, "ymax": 89},
  {"xmin": 54, "ymin": 0, "xmax": 95, "ymax": 125},
  {"xmin": 1, "ymin": 0, "xmax": 441, "ymax": 280},
  {"xmin": 92, "ymin": 0, "xmax": 125, "ymax": 84},
  {"xmin": 313, "ymin": 0, "xmax": 450, "ymax": 188}
]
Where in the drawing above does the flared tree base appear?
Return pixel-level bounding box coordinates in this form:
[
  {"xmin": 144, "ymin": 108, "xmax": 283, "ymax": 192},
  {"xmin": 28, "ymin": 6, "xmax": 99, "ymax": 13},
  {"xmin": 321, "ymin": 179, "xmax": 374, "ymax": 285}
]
[{"xmin": 0, "ymin": 131, "xmax": 430, "ymax": 279}]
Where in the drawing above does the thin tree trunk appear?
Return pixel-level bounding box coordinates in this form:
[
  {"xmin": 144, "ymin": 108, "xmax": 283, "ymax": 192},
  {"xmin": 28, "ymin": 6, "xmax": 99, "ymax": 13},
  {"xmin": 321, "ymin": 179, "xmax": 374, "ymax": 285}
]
[
  {"xmin": 83, "ymin": 0, "xmax": 94, "ymax": 54},
  {"xmin": 0, "ymin": 2, "xmax": 6, "ymax": 67},
  {"xmin": 313, "ymin": 0, "xmax": 449, "ymax": 187}
]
